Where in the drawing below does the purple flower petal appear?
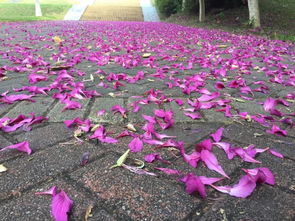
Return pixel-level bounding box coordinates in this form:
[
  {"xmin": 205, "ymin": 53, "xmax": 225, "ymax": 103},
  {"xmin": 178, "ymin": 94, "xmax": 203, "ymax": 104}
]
[
  {"xmin": 35, "ymin": 186, "xmax": 57, "ymax": 196},
  {"xmin": 195, "ymin": 139, "xmax": 212, "ymax": 152},
  {"xmin": 234, "ymin": 148, "xmax": 261, "ymax": 163},
  {"xmin": 0, "ymin": 141, "xmax": 32, "ymax": 155},
  {"xmin": 144, "ymin": 153, "xmax": 162, "ymax": 163},
  {"xmin": 266, "ymin": 124, "xmax": 287, "ymax": 136},
  {"xmin": 210, "ymin": 127, "xmax": 224, "ymax": 142},
  {"xmin": 263, "ymin": 97, "xmax": 276, "ymax": 112},
  {"xmin": 183, "ymin": 112, "xmax": 202, "ymax": 119},
  {"xmin": 180, "ymin": 173, "xmax": 206, "ymax": 197},
  {"xmin": 111, "ymin": 105, "xmax": 127, "ymax": 118},
  {"xmin": 268, "ymin": 149, "xmax": 284, "ymax": 159},
  {"xmin": 52, "ymin": 190, "xmax": 73, "ymax": 221},
  {"xmin": 212, "ymin": 175, "xmax": 256, "ymax": 198},
  {"xmin": 201, "ymin": 150, "xmax": 229, "ymax": 178},
  {"xmin": 155, "ymin": 167, "xmax": 182, "ymax": 175},
  {"xmin": 128, "ymin": 137, "xmax": 143, "ymax": 152}
]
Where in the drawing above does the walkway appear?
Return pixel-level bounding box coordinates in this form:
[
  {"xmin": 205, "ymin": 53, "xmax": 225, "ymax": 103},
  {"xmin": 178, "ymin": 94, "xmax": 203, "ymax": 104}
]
[
  {"xmin": 0, "ymin": 20, "xmax": 294, "ymax": 220},
  {"xmin": 81, "ymin": 0, "xmax": 144, "ymax": 21}
]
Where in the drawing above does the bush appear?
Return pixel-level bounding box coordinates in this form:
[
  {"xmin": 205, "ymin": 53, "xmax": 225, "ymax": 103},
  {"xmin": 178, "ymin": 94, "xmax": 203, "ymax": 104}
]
[{"xmin": 155, "ymin": 0, "xmax": 182, "ymax": 17}]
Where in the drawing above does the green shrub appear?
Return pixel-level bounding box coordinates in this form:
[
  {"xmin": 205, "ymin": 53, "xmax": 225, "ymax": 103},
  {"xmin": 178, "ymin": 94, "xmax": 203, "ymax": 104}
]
[{"xmin": 155, "ymin": 0, "xmax": 182, "ymax": 17}]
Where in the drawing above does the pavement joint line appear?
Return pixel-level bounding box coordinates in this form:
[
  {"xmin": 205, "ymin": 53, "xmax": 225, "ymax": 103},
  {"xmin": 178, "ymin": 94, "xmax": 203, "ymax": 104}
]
[
  {"xmin": 43, "ymin": 98, "xmax": 59, "ymax": 117},
  {"xmin": 0, "ymin": 102, "xmax": 18, "ymax": 118},
  {"xmin": 82, "ymin": 97, "xmax": 95, "ymax": 120},
  {"xmin": 0, "ymin": 136, "xmax": 75, "ymax": 164},
  {"xmin": 0, "ymin": 131, "xmax": 19, "ymax": 144},
  {"xmin": 43, "ymin": 99, "xmax": 59, "ymax": 118}
]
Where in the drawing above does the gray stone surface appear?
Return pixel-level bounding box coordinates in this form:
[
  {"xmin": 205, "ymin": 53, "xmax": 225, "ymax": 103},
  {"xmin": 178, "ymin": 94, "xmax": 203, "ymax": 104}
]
[
  {"xmin": 0, "ymin": 142, "xmax": 105, "ymax": 201},
  {"xmin": 70, "ymin": 152, "xmax": 200, "ymax": 220},
  {"xmin": 4, "ymin": 97, "xmax": 54, "ymax": 118},
  {"xmin": 198, "ymin": 186, "xmax": 295, "ymax": 221},
  {"xmin": 15, "ymin": 123, "xmax": 73, "ymax": 152},
  {"xmin": 47, "ymin": 99, "xmax": 89, "ymax": 122},
  {"xmin": 88, "ymin": 98, "xmax": 125, "ymax": 124}
]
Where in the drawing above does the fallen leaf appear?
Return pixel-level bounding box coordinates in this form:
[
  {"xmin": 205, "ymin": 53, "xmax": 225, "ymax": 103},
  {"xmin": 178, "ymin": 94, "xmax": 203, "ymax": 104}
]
[
  {"xmin": 84, "ymin": 205, "xmax": 94, "ymax": 221},
  {"xmin": 0, "ymin": 164, "xmax": 7, "ymax": 173}
]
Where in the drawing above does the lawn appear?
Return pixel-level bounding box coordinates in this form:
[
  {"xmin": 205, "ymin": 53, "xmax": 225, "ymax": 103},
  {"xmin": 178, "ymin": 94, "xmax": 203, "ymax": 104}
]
[
  {"xmin": 0, "ymin": 0, "xmax": 78, "ymax": 21},
  {"xmin": 164, "ymin": 0, "xmax": 295, "ymax": 42}
]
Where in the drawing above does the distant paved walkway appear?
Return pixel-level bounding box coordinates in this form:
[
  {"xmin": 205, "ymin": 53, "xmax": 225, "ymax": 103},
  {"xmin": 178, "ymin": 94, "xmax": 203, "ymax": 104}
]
[
  {"xmin": 140, "ymin": 0, "xmax": 160, "ymax": 22},
  {"xmin": 81, "ymin": 0, "xmax": 144, "ymax": 21}
]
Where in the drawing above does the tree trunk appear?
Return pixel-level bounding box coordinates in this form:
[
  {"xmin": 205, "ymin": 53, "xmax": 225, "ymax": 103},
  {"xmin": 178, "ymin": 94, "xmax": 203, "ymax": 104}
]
[
  {"xmin": 199, "ymin": 0, "xmax": 205, "ymax": 22},
  {"xmin": 182, "ymin": 0, "xmax": 186, "ymax": 11},
  {"xmin": 35, "ymin": 0, "xmax": 42, "ymax": 17},
  {"xmin": 248, "ymin": 0, "xmax": 260, "ymax": 28}
]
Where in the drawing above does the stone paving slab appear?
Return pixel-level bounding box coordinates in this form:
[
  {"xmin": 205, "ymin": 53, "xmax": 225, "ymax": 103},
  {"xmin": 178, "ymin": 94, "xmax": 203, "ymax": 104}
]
[
  {"xmin": 70, "ymin": 152, "xmax": 200, "ymax": 220},
  {"xmin": 223, "ymin": 123, "xmax": 295, "ymax": 160},
  {"xmin": 4, "ymin": 97, "xmax": 55, "ymax": 118},
  {"xmin": 0, "ymin": 178, "xmax": 115, "ymax": 221},
  {"xmin": 47, "ymin": 99, "xmax": 90, "ymax": 122},
  {"xmin": 198, "ymin": 186, "xmax": 295, "ymax": 221},
  {"xmin": 88, "ymin": 98, "xmax": 125, "ymax": 123},
  {"xmin": 15, "ymin": 123, "xmax": 74, "ymax": 151},
  {"xmin": 0, "ymin": 142, "xmax": 105, "ymax": 201}
]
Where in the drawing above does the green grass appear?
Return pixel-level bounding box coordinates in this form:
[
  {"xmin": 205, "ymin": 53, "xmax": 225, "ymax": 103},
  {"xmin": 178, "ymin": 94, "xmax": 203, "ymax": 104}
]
[
  {"xmin": 163, "ymin": 0, "xmax": 295, "ymax": 42},
  {"xmin": 0, "ymin": 0, "xmax": 76, "ymax": 21}
]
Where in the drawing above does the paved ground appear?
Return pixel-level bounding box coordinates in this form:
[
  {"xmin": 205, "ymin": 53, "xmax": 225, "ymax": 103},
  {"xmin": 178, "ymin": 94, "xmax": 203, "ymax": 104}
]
[{"xmin": 0, "ymin": 21, "xmax": 294, "ymax": 221}]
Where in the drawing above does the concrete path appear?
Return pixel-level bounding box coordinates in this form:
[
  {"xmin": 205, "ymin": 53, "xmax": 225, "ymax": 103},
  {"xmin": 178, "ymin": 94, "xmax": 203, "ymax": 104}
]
[
  {"xmin": 64, "ymin": 0, "xmax": 159, "ymax": 22},
  {"xmin": 64, "ymin": 0, "xmax": 94, "ymax": 21},
  {"xmin": 0, "ymin": 21, "xmax": 294, "ymax": 220},
  {"xmin": 140, "ymin": 0, "xmax": 160, "ymax": 22},
  {"xmin": 81, "ymin": 0, "xmax": 144, "ymax": 21}
]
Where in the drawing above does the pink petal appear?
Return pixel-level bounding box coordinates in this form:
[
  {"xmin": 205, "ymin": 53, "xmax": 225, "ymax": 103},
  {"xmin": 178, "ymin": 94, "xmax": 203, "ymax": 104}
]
[
  {"xmin": 99, "ymin": 136, "xmax": 118, "ymax": 144},
  {"xmin": 62, "ymin": 99, "xmax": 81, "ymax": 111},
  {"xmin": 35, "ymin": 186, "xmax": 57, "ymax": 196},
  {"xmin": 263, "ymin": 97, "xmax": 276, "ymax": 112},
  {"xmin": 199, "ymin": 176, "xmax": 223, "ymax": 185},
  {"xmin": 195, "ymin": 139, "xmax": 212, "ymax": 152},
  {"xmin": 201, "ymin": 150, "xmax": 229, "ymax": 178},
  {"xmin": 243, "ymin": 167, "xmax": 275, "ymax": 185},
  {"xmin": 0, "ymin": 141, "xmax": 32, "ymax": 155},
  {"xmin": 177, "ymin": 143, "xmax": 200, "ymax": 168},
  {"xmin": 144, "ymin": 153, "xmax": 162, "ymax": 163},
  {"xmin": 128, "ymin": 137, "xmax": 143, "ymax": 152},
  {"xmin": 155, "ymin": 167, "xmax": 182, "ymax": 175},
  {"xmin": 213, "ymin": 142, "xmax": 236, "ymax": 159},
  {"xmin": 268, "ymin": 149, "xmax": 284, "ymax": 159},
  {"xmin": 52, "ymin": 190, "xmax": 73, "ymax": 221},
  {"xmin": 183, "ymin": 112, "xmax": 202, "ymax": 119},
  {"xmin": 1, "ymin": 93, "xmax": 35, "ymax": 104},
  {"xmin": 210, "ymin": 127, "xmax": 224, "ymax": 142},
  {"xmin": 96, "ymin": 110, "xmax": 106, "ymax": 116},
  {"xmin": 180, "ymin": 173, "xmax": 206, "ymax": 197},
  {"xmin": 212, "ymin": 175, "xmax": 256, "ymax": 198},
  {"xmin": 234, "ymin": 148, "xmax": 261, "ymax": 163},
  {"xmin": 266, "ymin": 124, "xmax": 287, "ymax": 136},
  {"xmin": 111, "ymin": 105, "xmax": 127, "ymax": 118}
]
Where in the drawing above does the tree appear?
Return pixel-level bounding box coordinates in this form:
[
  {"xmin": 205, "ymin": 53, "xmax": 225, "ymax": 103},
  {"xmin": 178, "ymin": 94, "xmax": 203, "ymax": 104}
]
[
  {"xmin": 35, "ymin": 0, "xmax": 42, "ymax": 17},
  {"xmin": 247, "ymin": 0, "xmax": 260, "ymax": 28},
  {"xmin": 182, "ymin": 0, "xmax": 186, "ymax": 11},
  {"xmin": 199, "ymin": 0, "xmax": 205, "ymax": 22}
]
